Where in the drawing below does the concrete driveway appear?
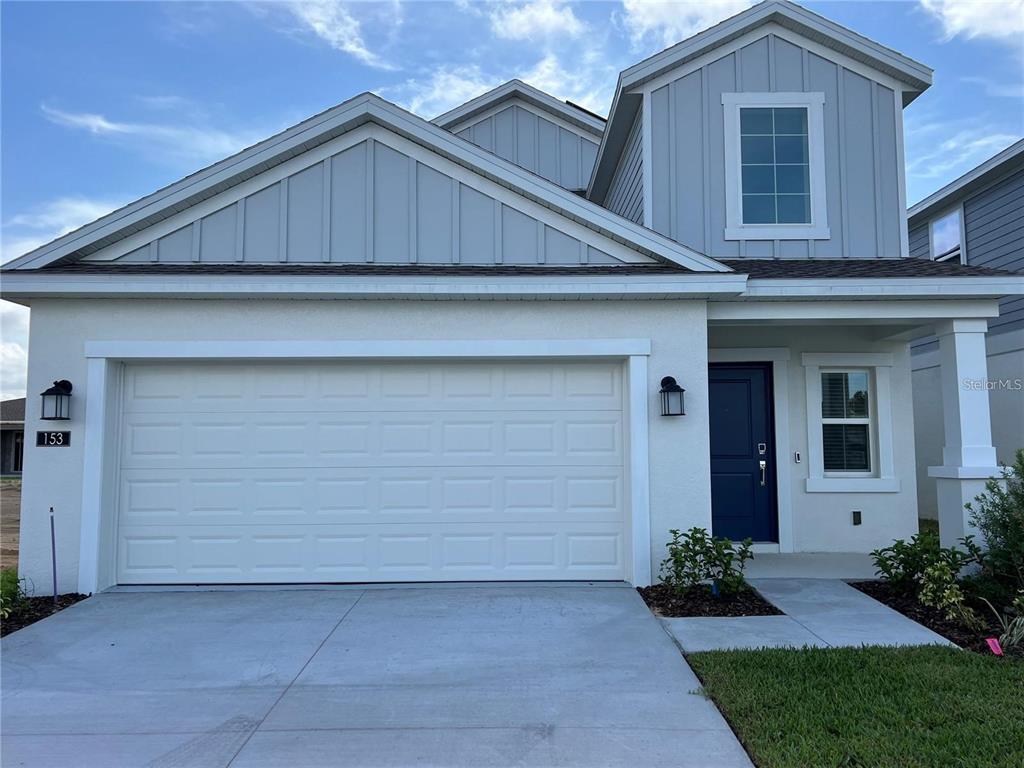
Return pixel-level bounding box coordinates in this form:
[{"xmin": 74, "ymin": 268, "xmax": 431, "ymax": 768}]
[{"xmin": 2, "ymin": 584, "xmax": 751, "ymax": 768}]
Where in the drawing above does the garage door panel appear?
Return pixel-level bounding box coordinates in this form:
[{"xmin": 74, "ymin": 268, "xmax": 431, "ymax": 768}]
[
  {"xmin": 123, "ymin": 361, "xmax": 622, "ymax": 414},
  {"xmin": 119, "ymin": 466, "xmax": 623, "ymax": 526},
  {"xmin": 121, "ymin": 412, "xmax": 622, "ymax": 468},
  {"xmin": 117, "ymin": 522, "xmax": 625, "ymax": 583},
  {"xmin": 117, "ymin": 360, "xmax": 626, "ymax": 583}
]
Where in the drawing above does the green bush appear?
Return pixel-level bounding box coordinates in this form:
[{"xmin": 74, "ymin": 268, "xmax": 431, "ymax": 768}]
[
  {"xmin": 660, "ymin": 527, "xmax": 753, "ymax": 596},
  {"xmin": 870, "ymin": 530, "xmax": 980, "ymax": 594},
  {"xmin": 0, "ymin": 567, "xmax": 24, "ymax": 620},
  {"xmin": 967, "ymin": 448, "xmax": 1024, "ymax": 600}
]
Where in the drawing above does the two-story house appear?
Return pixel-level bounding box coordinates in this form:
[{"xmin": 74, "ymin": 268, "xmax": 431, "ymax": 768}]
[
  {"xmin": 908, "ymin": 140, "xmax": 1024, "ymax": 516},
  {"xmin": 3, "ymin": 1, "xmax": 1020, "ymax": 594}
]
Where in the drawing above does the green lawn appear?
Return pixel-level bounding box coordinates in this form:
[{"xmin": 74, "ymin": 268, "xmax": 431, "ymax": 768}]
[{"xmin": 688, "ymin": 646, "xmax": 1024, "ymax": 768}]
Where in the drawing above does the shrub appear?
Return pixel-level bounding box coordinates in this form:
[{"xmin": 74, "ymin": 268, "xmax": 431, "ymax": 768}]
[
  {"xmin": 982, "ymin": 592, "xmax": 1024, "ymax": 656},
  {"xmin": 660, "ymin": 527, "xmax": 753, "ymax": 596},
  {"xmin": 871, "ymin": 531, "xmax": 980, "ymax": 594},
  {"xmin": 967, "ymin": 448, "xmax": 1024, "ymax": 598},
  {"xmin": 0, "ymin": 567, "xmax": 24, "ymax": 620},
  {"xmin": 919, "ymin": 561, "xmax": 983, "ymax": 630}
]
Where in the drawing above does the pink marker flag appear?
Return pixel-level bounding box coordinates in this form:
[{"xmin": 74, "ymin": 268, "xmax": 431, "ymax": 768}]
[{"xmin": 986, "ymin": 638, "xmax": 1003, "ymax": 656}]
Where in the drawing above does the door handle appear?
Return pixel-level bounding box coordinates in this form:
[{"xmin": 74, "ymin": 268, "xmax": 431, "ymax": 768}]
[{"xmin": 759, "ymin": 460, "xmax": 767, "ymax": 486}]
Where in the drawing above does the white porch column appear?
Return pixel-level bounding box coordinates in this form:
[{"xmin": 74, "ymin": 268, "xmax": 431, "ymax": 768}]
[{"xmin": 927, "ymin": 319, "xmax": 999, "ymax": 548}]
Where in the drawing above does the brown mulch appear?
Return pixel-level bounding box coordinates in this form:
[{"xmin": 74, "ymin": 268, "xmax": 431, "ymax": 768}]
[
  {"xmin": 638, "ymin": 583, "xmax": 782, "ymax": 618},
  {"xmin": 850, "ymin": 580, "xmax": 1006, "ymax": 655},
  {"xmin": 1, "ymin": 594, "xmax": 88, "ymax": 637}
]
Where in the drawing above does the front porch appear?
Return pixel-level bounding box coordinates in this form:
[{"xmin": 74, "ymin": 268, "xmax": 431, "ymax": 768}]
[{"xmin": 706, "ymin": 295, "xmax": 1004, "ymax": 557}]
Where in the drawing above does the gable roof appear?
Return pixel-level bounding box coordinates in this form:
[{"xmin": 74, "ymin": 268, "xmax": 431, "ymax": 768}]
[
  {"xmin": 432, "ymin": 80, "xmax": 606, "ymax": 138},
  {"xmin": 589, "ymin": 0, "xmax": 932, "ymax": 203},
  {"xmin": 3, "ymin": 92, "xmax": 726, "ymax": 274},
  {"xmin": 908, "ymin": 139, "xmax": 1024, "ymax": 224}
]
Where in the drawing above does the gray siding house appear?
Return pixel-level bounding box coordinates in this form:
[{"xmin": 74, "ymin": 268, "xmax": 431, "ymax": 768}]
[
  {"xmin": 3, "ymin": 1, "xmax": 1022, "ymax": 593},
  {"xmin": 908, "ymin": 140, "xmax": 1024, "ymax": 515}
]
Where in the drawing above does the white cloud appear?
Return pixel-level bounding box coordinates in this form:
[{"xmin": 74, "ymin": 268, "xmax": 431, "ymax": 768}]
[
  {"xmin": 384, "ymin": 65, "xmax": 500, "ymax": 118},
  {"xmin": 0, "ymin": 303, "xmax": 29, "ymax": 401},
  {"xmin": 284, "ymin": 1, "xmax": 398, "ymax": 70},
  {"xmin": 959, "ymin": 76, "xmax": 1024, "ymax": 99},
  {"xmin": 490, "ymin": 0, "xmax": 585, "ymax": 41},
  {"xmin": 905, "ymin": 114, "xmax": 1020, "ymax": 201},
  {"xmin": 0, "ymin": 195, "xmax": 125, "ymax": 401},
  {"xmin": 619, "ymin": 0, "xmax": 754, "ymax": 51},
  {"xmin": 2, "ymin": 197, "xmax": 123, "ymax": 264},
  {"xmin": 41, "ymin": 105, "xmax": 266, "ymax": 166},
  {"xmin": 521, "ymin": 52, "xmax": 613, "ymax": 115},
  {"xmin": 918, "ymin": 0, "xmax": 1024, "ymax": 43}
]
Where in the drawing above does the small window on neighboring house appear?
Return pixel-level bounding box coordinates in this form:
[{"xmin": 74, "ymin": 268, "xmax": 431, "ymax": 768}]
[
  {"xmin": 723, "ymin": 93, "xmax": 829, "ymax": 241},
  {"xmin": 821, "ymin": 370, "xmax": 872, "ymax": 474},
  {"xmin": 930, "ymin": 208, "xmax": 964, "ymax": 263}
]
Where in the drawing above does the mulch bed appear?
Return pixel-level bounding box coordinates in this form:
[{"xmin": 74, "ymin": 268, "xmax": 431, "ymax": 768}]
[
  {"xmin": 850, "ymin": 580, "xmax": 1007, "ymax": 655},
  {"xmin": 638, "ymin": 583, "xmax": 782, "ymax": 618},
  {"xmin": 1, "ymin": 594, "xmax": 88, "ymax": 637}
]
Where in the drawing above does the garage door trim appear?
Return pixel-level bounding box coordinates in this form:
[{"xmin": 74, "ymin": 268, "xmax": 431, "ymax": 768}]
[{"xmin": 80, "ymin": 339, "xmax": 652, "ymax": 592}]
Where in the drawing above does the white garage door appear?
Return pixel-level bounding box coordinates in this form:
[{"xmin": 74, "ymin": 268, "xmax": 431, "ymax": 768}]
[{"xmin": 116, "ymin": 360, "xmax": 626, "ymax": 583}]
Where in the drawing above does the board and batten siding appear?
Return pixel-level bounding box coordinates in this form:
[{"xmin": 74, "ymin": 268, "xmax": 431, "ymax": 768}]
[
  {"xmin": 966, "ymin": 168, "xmax": 1024, "ymax": 334},
  {"xmin": 909, "ymin": 168, "xmax": 1024, "ymax": 338},
  {"xmin": 648, "ymin": 33, "xmax": 903, "ymax": 259},
  {"xmin": 86, "ymin": 136, "xmax": 627, "ymax": 266},
  {"xmin": 605, "ymin": 111, "xmax": 644, "ymax": 224},
  {"xmin": 454, "ymin": 103, "xmax": 599, "ymax": 192}
]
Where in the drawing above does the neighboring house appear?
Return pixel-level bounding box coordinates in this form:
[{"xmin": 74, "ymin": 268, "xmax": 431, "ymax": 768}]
[
  {"xmin": 2, "ymin": 1, "xmax": 1021, "ymax": 594},
  {"xmin": 0, "ymin": 398, "xmax": 25, "ymax": 476},
  {"xmin": 908, "ymin": 140, "xmax": 1024, "ymax": 517}
]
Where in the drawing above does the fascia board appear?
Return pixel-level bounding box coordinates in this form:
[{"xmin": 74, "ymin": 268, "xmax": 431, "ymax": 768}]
[
  {"xmin": 740, "ymin": 276, "xmax": 1024, "ymax": 299},
  {"xmin": 0, "ymin": 271, "xmax": 748, "ymax": 300}
]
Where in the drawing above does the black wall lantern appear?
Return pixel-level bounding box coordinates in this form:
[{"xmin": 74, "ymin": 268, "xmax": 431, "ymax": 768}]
[
  {"xmin": 659, "ymin": 376, "xmax": 685, "ymax": 417},
  {"xmin": 40, "ymin": 380, "xmax": 73, "ymax": 421}
]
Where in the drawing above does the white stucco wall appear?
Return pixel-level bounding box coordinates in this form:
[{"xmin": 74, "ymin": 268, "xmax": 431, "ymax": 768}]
[
  {"xmin": 20, "ymin": 298, "xmax": 711, "ymax": 593},
  {"xmin": 912, "ymin": 329, "xmax": 1024, "ymax": 519},
  {"xmin": 709, "ymin": 325, "xmax": 920, "ymax": 552}
]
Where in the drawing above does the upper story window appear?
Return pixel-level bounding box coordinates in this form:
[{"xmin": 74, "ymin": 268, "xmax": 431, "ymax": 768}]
[
  {"xmin": 929, "ymin": 207, "xmax": 965, "ymax": 263},
  {"xmin": 723, "ymin": 92, "xmax": 830, "ymax": 241},
  {"xmin": 740, "ymin": 107, "xmax": 810, "ymax": 225}
]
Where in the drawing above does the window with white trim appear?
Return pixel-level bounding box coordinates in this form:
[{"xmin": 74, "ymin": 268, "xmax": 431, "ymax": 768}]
[
  {"xmin": 801, "ymin": 353, "xmax": 897, "ymax": 494},
  {"xmin": 929, "ymin": 208, "xmax": 965, "ymax": 263},
  {"xmin": 820, "ymin": 370, "xmax": 872, "ymax": 474},
  {"xmin": 723, "ymin": 92, "xmax": 829, "ymax": 241}
]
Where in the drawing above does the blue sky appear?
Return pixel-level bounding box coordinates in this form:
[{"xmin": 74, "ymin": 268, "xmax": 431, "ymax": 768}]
[{"xmin": 2, "ymin": 0, "xmax": 1022, "ymax": 398}]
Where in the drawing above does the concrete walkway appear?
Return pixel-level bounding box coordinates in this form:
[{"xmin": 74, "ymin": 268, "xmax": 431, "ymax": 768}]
[
  {"xmin": 2, "ymin": 584, "xmax": 753, "ymax": 768},
  {"xmin": 664, "ymin": 578, "xmax": 952, "ymax": 652}
]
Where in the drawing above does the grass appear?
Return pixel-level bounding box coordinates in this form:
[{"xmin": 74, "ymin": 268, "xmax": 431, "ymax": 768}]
[{"xmin": 688, "ymin": 645, "xmax": 1024, "ymax": 768}]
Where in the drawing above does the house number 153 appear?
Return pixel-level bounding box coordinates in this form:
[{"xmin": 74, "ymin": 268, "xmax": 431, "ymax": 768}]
[{"xmin": 36, "ymin": 431, "xmax": 71, "ymax": 447}]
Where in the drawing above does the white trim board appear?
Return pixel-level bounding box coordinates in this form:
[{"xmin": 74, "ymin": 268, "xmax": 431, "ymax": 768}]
[
  {"xmin": 84, "ymin": 339, "xmax": 653, "ymax": 360},
  {"xmin": 709, "ymin": 347, "xmax": 794, "ymax": 552},
  {"xmin": 77, "ymin": 339, "xmax": 655, "ymax": 593},
  {"xmin": 440, "ymin": 96, "xmax": 603, "ymax": 147},
  {"xmin": 433, "ymin": 80, "xmax": 605, "ymax": 137},
  {"xmin": 1, "ymin": 272, "xmax": 748, "ymax": 303}
]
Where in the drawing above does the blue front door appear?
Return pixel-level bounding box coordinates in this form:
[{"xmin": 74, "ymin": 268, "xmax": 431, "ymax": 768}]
[{"xmin": 709, "ymin": 363, "xmax": 777, "ymax": 542}]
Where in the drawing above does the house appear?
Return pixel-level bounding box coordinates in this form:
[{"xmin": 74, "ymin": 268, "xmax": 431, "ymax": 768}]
[
  {"xmin": 2, "ymin": 1, "xmax": 1021, "ymax": 594},
  {"xmin": 0, "ymin": 398, "xmax": 25, "ymax": 476},
  {"xmin": 908, "ymin": 140, "xmax": 1024, "ymax": 518}
]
